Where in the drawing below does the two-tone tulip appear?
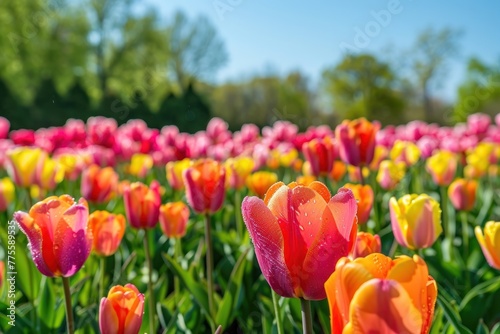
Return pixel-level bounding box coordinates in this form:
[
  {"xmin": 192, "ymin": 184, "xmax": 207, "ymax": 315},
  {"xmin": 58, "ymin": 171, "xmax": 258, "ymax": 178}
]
[
  {"xmin": 350, "ymin": 232, "xmax": 381, "ymax": 259},
  {"xmin": 302, "ymin": 137, "xmax": 336, "ymax": 176},
  {"xmin": 0, "ymin": 177, "xmax": 15, "ymax": 211},
  {"xmin": 389, "ymin": 194, "xmax": 442, "ymax": 250},
  {"xmin": 166, "ymin": 158, "xmax": 192, "ymax": 190},
  {"xmin": 99, "ymin": 283, "xmax": 144, "ymax": 334},
  {"xmin": 343, "ymin": 183, "xmax": 373, "ymax": 224},
  {"xmin": 5, "ymin": 147, "xmax": 45, "ymax": 188},
  {"xmin": 377, "ymin": 160, "xmax": 406, "ymax": 190},
  {"xmin": 475, "ymin": 221, "xmax": 500, "ymax": 270},
  {"xmin": 127, "ymin": 153, "xmax": 154, "ymax": 178},
  {"xmin": 246, "ymin": 171, "xmax": 278, "ymax": 198},
  {"xmin": 390, "ymin": 140, "xmax": 421, "ymax": 167},
  {"xmin": 242, "ymin": 182, "xmax": 357, "ymax": 300},
  {"xmin": 81, "ymin": 165, "xmax": 119, "ymax": 204},
  {"xmin": 335, "ymin": 118, "xmax": 380, "ymax": 166},
  {"xmin": 425, "ymin": 150, "xmax": 457, "ymax": 186},
  {"xmin": 225, "ymin": 157, "xmax": 255, "ymax": 189},
  {"xmin": 159, "ymin": 202, "xmax": 190, "ymax": 238},
  {"xmin": 14, "ymin": 195, "xmax": 92, "ymax": 277},
  {"xmin": 183, "ymin": 159, "xmax": 226, "ymax": 214},
  {"xmin": 325, "ymin": 253, "xmax": 437, "ymax": 333},
  {"xmin": 89, "ymin": 210, "xmax": 126, "ymax": 256},
  {"xmin": 36, "ymin": 157, "xmax": 65, "ymax": 191},
  {"xmin": 123, "ymin": 181, "xmax": 161, "ymax": 229},
  {"xmin": 448, "ymin": 178, "xmax": 477, "ymax": 211}
]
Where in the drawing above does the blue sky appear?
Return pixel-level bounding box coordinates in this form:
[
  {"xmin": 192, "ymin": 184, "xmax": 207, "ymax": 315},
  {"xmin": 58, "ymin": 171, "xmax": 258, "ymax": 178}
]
[{"xmin": 140, "ymin": 0, "xmax": 500, "ymax": 101}]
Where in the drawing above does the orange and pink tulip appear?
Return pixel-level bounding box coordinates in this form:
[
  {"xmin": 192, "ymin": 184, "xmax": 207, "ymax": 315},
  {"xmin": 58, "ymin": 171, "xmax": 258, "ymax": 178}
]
[
  {"xmin": 242, "ymin": 181, "xmax": 357, "ymax": 300},
  {"xmin": 123, "ymin": 181, "xmax": 161, "ymax": 229},
  {"xmin": 159, "ymin": 201, "xmax": 190, "ymax": 238},
  {"xmin": 14, "ymin": 195, "xmax": 92, "ymax": 277},
  {"xmin": 246, "ymin": 171, "xmax": 278, "ymax": 198},
  {"xmin": 99, "ymin": 283, "xmax": 144, "ymax": 334},
  {"xmin": 88, "ymin": 210, "xmax": 126, "ymax": 256},
  {"xmin": 351, "ymin": 232, "xmax": 381, "ymax": 259},
  {"xmin": 343, "ymin": 183, "xmax": 373, "ymax": 224},
  {"xmin": 448, "ymin": 178, "xmax": 477, "ymax": 211},
  {"xmin": 325, "ymin": 253, "xmax": 437, "ymax": 334},
  {"xmin": 302, "ymin": 137, "xmax": 336, "ymax": 176},
  {"xmin": 81, "ymin": 164, "xmax": 119, "ymax": 203},
  {"xmin": 335, "ymin": 118, "xmax": 380, "ymax": 166},
  {"xmin": 183, "ymin": 159, "xmax": 226, "ymax": 214}
]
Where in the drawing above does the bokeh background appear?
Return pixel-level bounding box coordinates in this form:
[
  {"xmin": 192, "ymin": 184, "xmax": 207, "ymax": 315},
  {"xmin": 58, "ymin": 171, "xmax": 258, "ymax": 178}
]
[{"xmin": 1, "ymin": 0, "xmax": 499, "ymax": 131}]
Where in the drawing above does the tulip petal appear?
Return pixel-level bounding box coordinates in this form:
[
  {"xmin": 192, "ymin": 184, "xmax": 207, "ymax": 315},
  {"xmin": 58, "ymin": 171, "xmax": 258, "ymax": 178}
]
[
  {"xmin": 183, "ymin": 168, "xmax": 204, "ymax": 213},
  {"xmin": 242, "ymin": 196, "xmax": 294, "ymax": 297},
  {"xmin": 345, "ymin": 279, "xmax": 423, "ymax": 334},
  {"xmin": 123, "ymin": 287, "xmax": 145, "ymax": 334},
  {"xmin": 54, "ymin": 204, "xmax": 91, "ymax": 276},
  {"xmin": 99, "ymin": 297, "xmax": 120, "ymax": 334},
  {"xmin": 327, "ymin": 188, "xmax": 358, "ymax": 241},
  {"xmin": 14, "ymin": 211, "xmax": 54, "ymax": 277}
]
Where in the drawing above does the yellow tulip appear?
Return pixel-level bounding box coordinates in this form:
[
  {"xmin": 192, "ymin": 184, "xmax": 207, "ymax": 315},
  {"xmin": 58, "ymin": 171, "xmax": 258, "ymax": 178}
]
[
  {"xmin": 376, "ymin": 160, "xmax": 406, "ymax": 190},
  {"xmin": 5, "ymin": 147, "xmax": 45, "ymax": 187},
  {"xmin": 425, "ymin": 150, "xmax": 457, "ymax": 186},
  {"xmin": 128, "ymin": 153, "xmax": 153, "ymax": 178},
  {"xmin": 0, "ymin": 177, "xmax": 15, "ymax": 211},
  {"xmin": 225, "ymin": 157, "xmax": 255, "ymax": 189},
  {"xmin": 475, "ymin": 221, "xmax": 500, "ymax": 270},
  {"xmin": 166, "ymin": 158, "xmax": 192, "ymax": 190},
  {"xmin": 390, "ymin": 140, "xmax": 421, "ymax": 166}
]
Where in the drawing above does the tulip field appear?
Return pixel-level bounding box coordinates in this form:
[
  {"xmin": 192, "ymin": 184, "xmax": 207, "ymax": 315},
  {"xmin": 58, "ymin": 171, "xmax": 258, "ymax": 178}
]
[{"xmin": 1, "ymin": 113, "xmax": 500, "ymax": 334}]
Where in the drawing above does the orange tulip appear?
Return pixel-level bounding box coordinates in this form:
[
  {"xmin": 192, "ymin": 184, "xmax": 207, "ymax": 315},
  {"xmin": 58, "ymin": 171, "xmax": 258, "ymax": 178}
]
[
  {"xmin": 302, "ymin": 137, "xmax": 336, "ymax": 176},
  {"xmin": 329, "ymin": 161, "xmax": 347, "ymax": 182},
  {"xmin": 123, "ymin": 181, "xmax": 161, "ymax": 229},
  {"xmin": 99, "ymin": 283, "xmax": 144, "ymax": 334},
  {"xmin": 350, "ymin": 232, "xmax": 381, "ymax": 259},
  {"xmin": 166, "ymin": 158, "xmax": 192, "ymax": 190},
  {"xmin": 335, "ymin": 118, "xmax": 380, "ymax": 166},
  {"xmin": 246, "ymin": 171, "xmax": 278, "ymax": 198},
  {"xmin": 296, "ymin": 175, "xmax": 316, "ymax": 186},
  {"xmin": 89, "ymin": 210, "xmax": 126, "ymax": 256},
  {"xmin": 81, "ymin": 164, "xmax": 119, "ymax": 203},
  {"xmin": 159, "ymin": 202, "xmax": 190, "ymax": 238},
  {"xmin": 475, "ymin": 221, "xmax": 500, "ymax": 270},
  {"xmin": 343, "ymin": 183, "xmax": 373, "ymax": 224},
  {"xmin": 242, "ymin": 181, "xmax": 357, "ymax": 300},
  {"xmin": 325, "ymin": 253, "xmax": 437, "ymax": 334},
  {"xmin": 183, "ymin": 159, "xmax": 226, "ymax": 214},
  {"xmin": 14, "ymin": 195, "xmax": 92, "ymax": 277},
  {"xmin": 448, "ymin": 178, "xmax": 477, "ymax": 211}
]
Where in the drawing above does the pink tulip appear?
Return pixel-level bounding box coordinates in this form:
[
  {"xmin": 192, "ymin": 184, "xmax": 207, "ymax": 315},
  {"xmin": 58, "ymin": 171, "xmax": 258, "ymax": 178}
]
[
  {"xmin": 467, "ymin": 113, "xmax": 491, "ymax": 136},
  {"xmin": 0, "ymin": 117, "xmax": 10, "ymax": 139}
]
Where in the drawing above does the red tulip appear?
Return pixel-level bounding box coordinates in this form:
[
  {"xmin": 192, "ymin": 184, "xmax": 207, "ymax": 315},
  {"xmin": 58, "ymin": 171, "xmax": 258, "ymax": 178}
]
[
  {"xmin": 14, "ymin": 195, "xmax": 92, "ymax": 277},
  {"xmin": 183, "ymin": 159, "xmax": 226, "ymax": 214},
  {"xmin": 335, "ymin": 118, "xmax": 380, "ymax": 166},
  {"xmin": 99, "ymin": 283, "xmax": 144, "ymax": 334},
  {"xmin": 302, "ymin": 137, "xmax": 336, "ymax": 176},
  {"xmin": 81, "ymin": 164, "xmax": 119, "ymax": 203},
  {"xmin": 242, "ymin": 181, "xmax": 357, "ymax": 300},
  {"xmin": 123, "ymin": 181, "xmax": 161, "ymax": 229}
]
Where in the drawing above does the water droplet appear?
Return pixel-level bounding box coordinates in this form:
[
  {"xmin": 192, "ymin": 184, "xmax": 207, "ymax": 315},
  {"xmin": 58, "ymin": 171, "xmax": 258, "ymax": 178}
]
[
  {"xmin": 299, "ymin": 225, "xmax": 304, "ymax": 231},
  {"xmin": 304, "ymin": 212, "xmax": 308, "ymax": 217}
]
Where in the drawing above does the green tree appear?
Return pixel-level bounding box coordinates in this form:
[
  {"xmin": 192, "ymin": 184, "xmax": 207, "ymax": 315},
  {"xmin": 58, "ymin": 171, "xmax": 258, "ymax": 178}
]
[
  {"xmin": 411, "ymin": 27, "xmax": 462, "ymax": 122},
  {"xmin": 454, "ymin": 57, "xmax": 500, "ymax": 121},
  {"xmin": 321, "ymin": 53, "xmax": 405, "ymax": 124}
]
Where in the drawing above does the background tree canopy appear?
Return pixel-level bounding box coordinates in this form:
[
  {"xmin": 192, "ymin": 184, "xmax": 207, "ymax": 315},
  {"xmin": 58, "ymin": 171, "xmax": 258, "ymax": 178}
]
[{"xmin": 0, "ymin": 0, "xmax": 497, "ymax": 131}]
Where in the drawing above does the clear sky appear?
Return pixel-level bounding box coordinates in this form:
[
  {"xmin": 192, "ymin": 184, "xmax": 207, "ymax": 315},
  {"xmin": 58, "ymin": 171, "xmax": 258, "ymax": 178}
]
[{"xmin": 139, "ymin": 0, "xmax": 500, "ymax": 101}]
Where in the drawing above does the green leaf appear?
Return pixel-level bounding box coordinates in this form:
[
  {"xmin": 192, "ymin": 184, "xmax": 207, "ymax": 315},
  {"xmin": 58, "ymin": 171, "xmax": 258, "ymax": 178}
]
[
  {"xmin": 491, "ymin": 322, "xmax": 500, "ymax": 334},
  {"xmin": 215, "ymin": 248, "xmax": 249, "ymax": 329},
  {"xmin": 460, "ymin": 276, "xmax": 500, "ymax": 310},
  {"xmin": 476, "ymin": 319, "xmax": 489, "ymax": 334},
  {"xmin": 437, "ymin": 294, "xmax": 473, "ymax": 334},
  {"xmin": 37, "ymin": 277, "xmax": 65, "ymax": 329},
  {"xmin": 161, "ymin": 253, "xmax": 210, "ymax": 317}
]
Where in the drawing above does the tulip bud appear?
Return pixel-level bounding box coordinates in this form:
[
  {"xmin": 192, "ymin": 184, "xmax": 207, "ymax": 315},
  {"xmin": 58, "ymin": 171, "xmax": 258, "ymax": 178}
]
[
  {"xmin": 425, "ymin": 150, "xmax": 457, "ymax": 186},
  {"xmin": 389, "ymin": 194, "xmax": 442, "ymax": 250},
  {"xmin": 351, "ymin": 232, "xmax": 381, "ymax": 258},
  {"xmin": 376, "ymin": 160, "xmax": 406, "ymax": 190},
  {"xmin": 166, "ymin": 158, "xmax": 192, "ymax": 190},
  {"xmin": 448, "ymin": 178, "xmax": 477, "ymax": 211},
  {"xmin": 0, "ymin": 177, "xmax": 15, "ymax": 212},
  {"xmin": 81, "ymin": 165, "xmax": 119, "ymax": 204},
  {"xmin": 475, "ymin": 221, "xmax": 500, "ymax": 270},
  {"xmin": 159, "ymin": 202, "xmax": 190, "ymax": 238},
  {"xmin": 5, "ymin": 147, "xmax": 45, "ymax": 188},
  {"xmin": 336, "ymin": 118, "xmax": 380, "ymax": 166},
  {"xmin": 246, "ymin": 171, "xmax": 278, "ymax": 199},
  {"xmin": 128, "ymin": 153, "xmax": 154, "ymax": 178},
  {"xmin": 99, "ymin": 284, "xmax": 144, "ymax": 334},
  {"xmin": 225, "ymin": 157, "xmax": 255, "ymax": 190},
  {"xmin": 343, "ymin": 183, "xmax": 373, "ymax": 224},
  {"xmin": 89, "ymin": 211, "xmax": 126, "ymax": 256},
  {"xmin": 123, "ymin": 181, "xmax": 161, "ymax": 229}
]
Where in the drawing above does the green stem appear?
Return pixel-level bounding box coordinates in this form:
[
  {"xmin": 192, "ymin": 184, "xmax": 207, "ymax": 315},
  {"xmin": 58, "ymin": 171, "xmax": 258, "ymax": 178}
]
[
  {"xmin": 300, "ymin": 298, "xmax": 313, "ymax": 334},
  {"xmin": 271, "ymin": 291, "xmax": 284, "ymax": 334},
  {"xmin": 99, "ymin": 256, "xmax": 105, "ymax": 299},
  {"xmin": 143, "ymin": 229, "xmax": 155, "ymax": 334},
  {"xmin": 440, "ymin": 186, "xmax": 451, "ymax": 240},
  {"xmin": 358, "ymin": 166, "xmax": 365, "ymax": 185},
  {"xmin": 388, "ymin": 238, "xmax": 398, "ymax": 258},
  {"xmin": 204, "ymin": 213, "xmax": 215, "ymax": 321},
  {"xmin": 62, "ymin": 277, "xmax": 74, "ymax": 334},
  {"xmin": 235, "ymin": 190, "xmax": 243, "ymax": 240},
  {"xmin": 174, "ymin": 238, "xmax": 182, "ymax": 309},
  {"xmin": 460, "ymin": 211, "xmax": 471, "ymax": 290}
]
